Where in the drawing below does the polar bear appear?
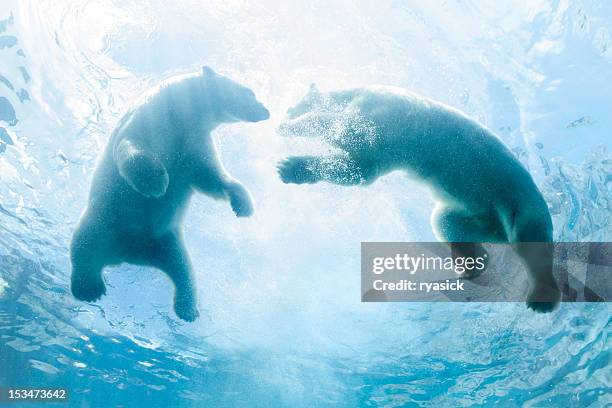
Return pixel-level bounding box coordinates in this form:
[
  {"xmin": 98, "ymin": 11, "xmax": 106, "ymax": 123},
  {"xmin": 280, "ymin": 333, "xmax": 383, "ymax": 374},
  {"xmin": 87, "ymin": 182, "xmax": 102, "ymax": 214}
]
[
  {"xmin": 70, "ymin": 66, "xmax": 269, "ymax": 321},
  {"xmin": 277, "ymin": 84, "xmax": 560, "ymax": 312}
]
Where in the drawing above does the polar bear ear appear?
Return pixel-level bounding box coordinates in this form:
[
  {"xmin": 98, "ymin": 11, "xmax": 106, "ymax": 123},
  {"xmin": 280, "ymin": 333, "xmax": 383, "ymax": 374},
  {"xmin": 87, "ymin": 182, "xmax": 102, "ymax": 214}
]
[
  {"xmin": 202, "ymin": 66, "xmax": 216, "ymax": 77},
  {"xmin": 308, "ymin": 83, "xmax": 320, "ymax": 95}
]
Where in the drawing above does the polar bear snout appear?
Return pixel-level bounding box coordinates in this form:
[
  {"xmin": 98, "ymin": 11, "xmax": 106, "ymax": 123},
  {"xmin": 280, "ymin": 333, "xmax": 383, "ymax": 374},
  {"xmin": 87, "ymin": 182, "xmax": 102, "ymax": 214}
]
[
  {"xmin": 276, "ymin": 122, "xmax": 293, "ymax": 137},
  {"xmin": 246, "ymin": 103, "xmax": 270, "ymax": 122},
  {"xmin": 230, "ymin": 99, "xmax": 269, "ymax": 123}
]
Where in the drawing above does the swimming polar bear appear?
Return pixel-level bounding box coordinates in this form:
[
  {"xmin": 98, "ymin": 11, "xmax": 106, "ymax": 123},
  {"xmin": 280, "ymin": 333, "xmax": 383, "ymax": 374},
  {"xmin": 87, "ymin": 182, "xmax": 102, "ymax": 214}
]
[
  {"xmin": 70, "ymin": 67, "xmax": 269, "ymax": 321},
  {"xmin": 277, "ymin": 84, "xmax": 560, "ymax": 312}
]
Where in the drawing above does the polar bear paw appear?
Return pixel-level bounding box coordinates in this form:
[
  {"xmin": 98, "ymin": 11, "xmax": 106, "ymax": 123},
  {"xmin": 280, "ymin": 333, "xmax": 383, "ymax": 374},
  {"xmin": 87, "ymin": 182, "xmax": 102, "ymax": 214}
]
[
  {"xmin": 277, "ymin": 156, "xmax": 320, "ymax": 184},
  {"xmin": 71, "ymin": 275, "xmax": 106, "ymax": 302},
  {"xmin": 174, "ymin": 297, "xmax": 200, "ymax": 322},
  {"xmin": 526, "ymin": 283, "xmax": 560, "ymax": 313},
  {"xmin": 227, "ymin": 183, "xmax": 254, "ymax": 217},
  {"xmin": 121, "ymin": 154, "xmax": 169, "ymax": 198}
]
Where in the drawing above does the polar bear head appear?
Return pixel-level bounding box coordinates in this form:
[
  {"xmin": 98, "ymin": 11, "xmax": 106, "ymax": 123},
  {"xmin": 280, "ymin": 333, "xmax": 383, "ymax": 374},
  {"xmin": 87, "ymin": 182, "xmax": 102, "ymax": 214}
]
[
  {"xmin": 201, "ymin": 66, "xmax": 270, "ymax": 123},
  {"xmin": 285, "ymin": 83, "xmax": 323, "ymax": 119}
]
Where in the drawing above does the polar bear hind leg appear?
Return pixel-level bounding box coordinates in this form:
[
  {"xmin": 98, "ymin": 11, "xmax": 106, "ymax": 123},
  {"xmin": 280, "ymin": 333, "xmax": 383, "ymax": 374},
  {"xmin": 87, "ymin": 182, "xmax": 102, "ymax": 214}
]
[
  {"xmin": 432, "ymin": 205, "xmax": 507, "ymax": 243},
  {"xmin": 148, "ymin": 232, "xmax": 200, "ymax": 322},
  {"xmin": 500, "ymin": 206, "xmax": 560, "ymax": 312},
  {"xmin": 70, "ymin": 220, "xmax": 110, "ymax": 302},
  {"xmin": 431, "ymin": 205, "xmax": 506, "ymax": 278}
]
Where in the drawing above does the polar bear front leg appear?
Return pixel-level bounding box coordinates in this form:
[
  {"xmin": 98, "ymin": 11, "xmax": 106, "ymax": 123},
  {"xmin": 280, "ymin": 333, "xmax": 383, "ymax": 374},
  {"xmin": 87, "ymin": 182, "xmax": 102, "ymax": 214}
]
[
  {"xmin": 277, "ymin": 156, "xmax": 322, "ymax": 184},
  {"xmin": 277, "ymin": 154, "xmax": 365, "ymax": 185},
  {"xmin": 149, "ymin": 232, "xmax": 199, "ymax": 322},
  {"xmin": 189, "ymin": 142, "xmax": 254, "ymax": 218},
  {"xmin": 191, "ymin": 167, "xmax": 254, "ymax": 217},
  {"xmin": 225, "ymin": 181, "xmax": 254, "ymax": 217},
  {"xmin": 115, "ymin": 139, "xmax": 169, "ymax": 198}
]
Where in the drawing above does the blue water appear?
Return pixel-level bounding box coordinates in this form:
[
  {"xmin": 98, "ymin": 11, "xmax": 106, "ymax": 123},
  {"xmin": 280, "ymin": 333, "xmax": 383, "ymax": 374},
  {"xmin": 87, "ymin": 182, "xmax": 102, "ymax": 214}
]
[{"xmin": 0, "ymin": 1, "xmax": 610, "ymax": 407}]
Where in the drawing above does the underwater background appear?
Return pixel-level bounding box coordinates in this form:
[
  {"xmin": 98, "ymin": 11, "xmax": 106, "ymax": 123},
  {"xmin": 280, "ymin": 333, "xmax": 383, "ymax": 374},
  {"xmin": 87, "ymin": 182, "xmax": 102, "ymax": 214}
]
[{"xmin": 0, "ymin": 1, "xmax": 610, "ymax": 406}]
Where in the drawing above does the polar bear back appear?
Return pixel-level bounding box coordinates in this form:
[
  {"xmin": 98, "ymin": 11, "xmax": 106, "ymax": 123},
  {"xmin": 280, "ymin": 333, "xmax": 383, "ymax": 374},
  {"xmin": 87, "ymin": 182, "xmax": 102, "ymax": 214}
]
[{"xmin": 340, "ymin": 88, "xmax": 544, "ymax": 211}]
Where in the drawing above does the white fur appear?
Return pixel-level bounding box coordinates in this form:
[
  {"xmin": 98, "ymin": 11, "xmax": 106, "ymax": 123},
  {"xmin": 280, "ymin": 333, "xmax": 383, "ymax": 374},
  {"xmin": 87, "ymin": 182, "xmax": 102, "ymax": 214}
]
[
  {"xmin": 70, "ymin": 67, "xmax": 269, "ymax": 321},
  {"xmin": 278, "ymin": 85, "xmax": 560, "ymax": 312}
]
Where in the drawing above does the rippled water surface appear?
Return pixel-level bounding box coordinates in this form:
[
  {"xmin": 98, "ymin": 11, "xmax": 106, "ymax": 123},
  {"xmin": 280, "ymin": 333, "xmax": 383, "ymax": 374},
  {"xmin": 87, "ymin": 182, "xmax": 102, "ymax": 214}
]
[{"xmin": 0, "ymin": 1, "xmax": 610, "ymax": 407}]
